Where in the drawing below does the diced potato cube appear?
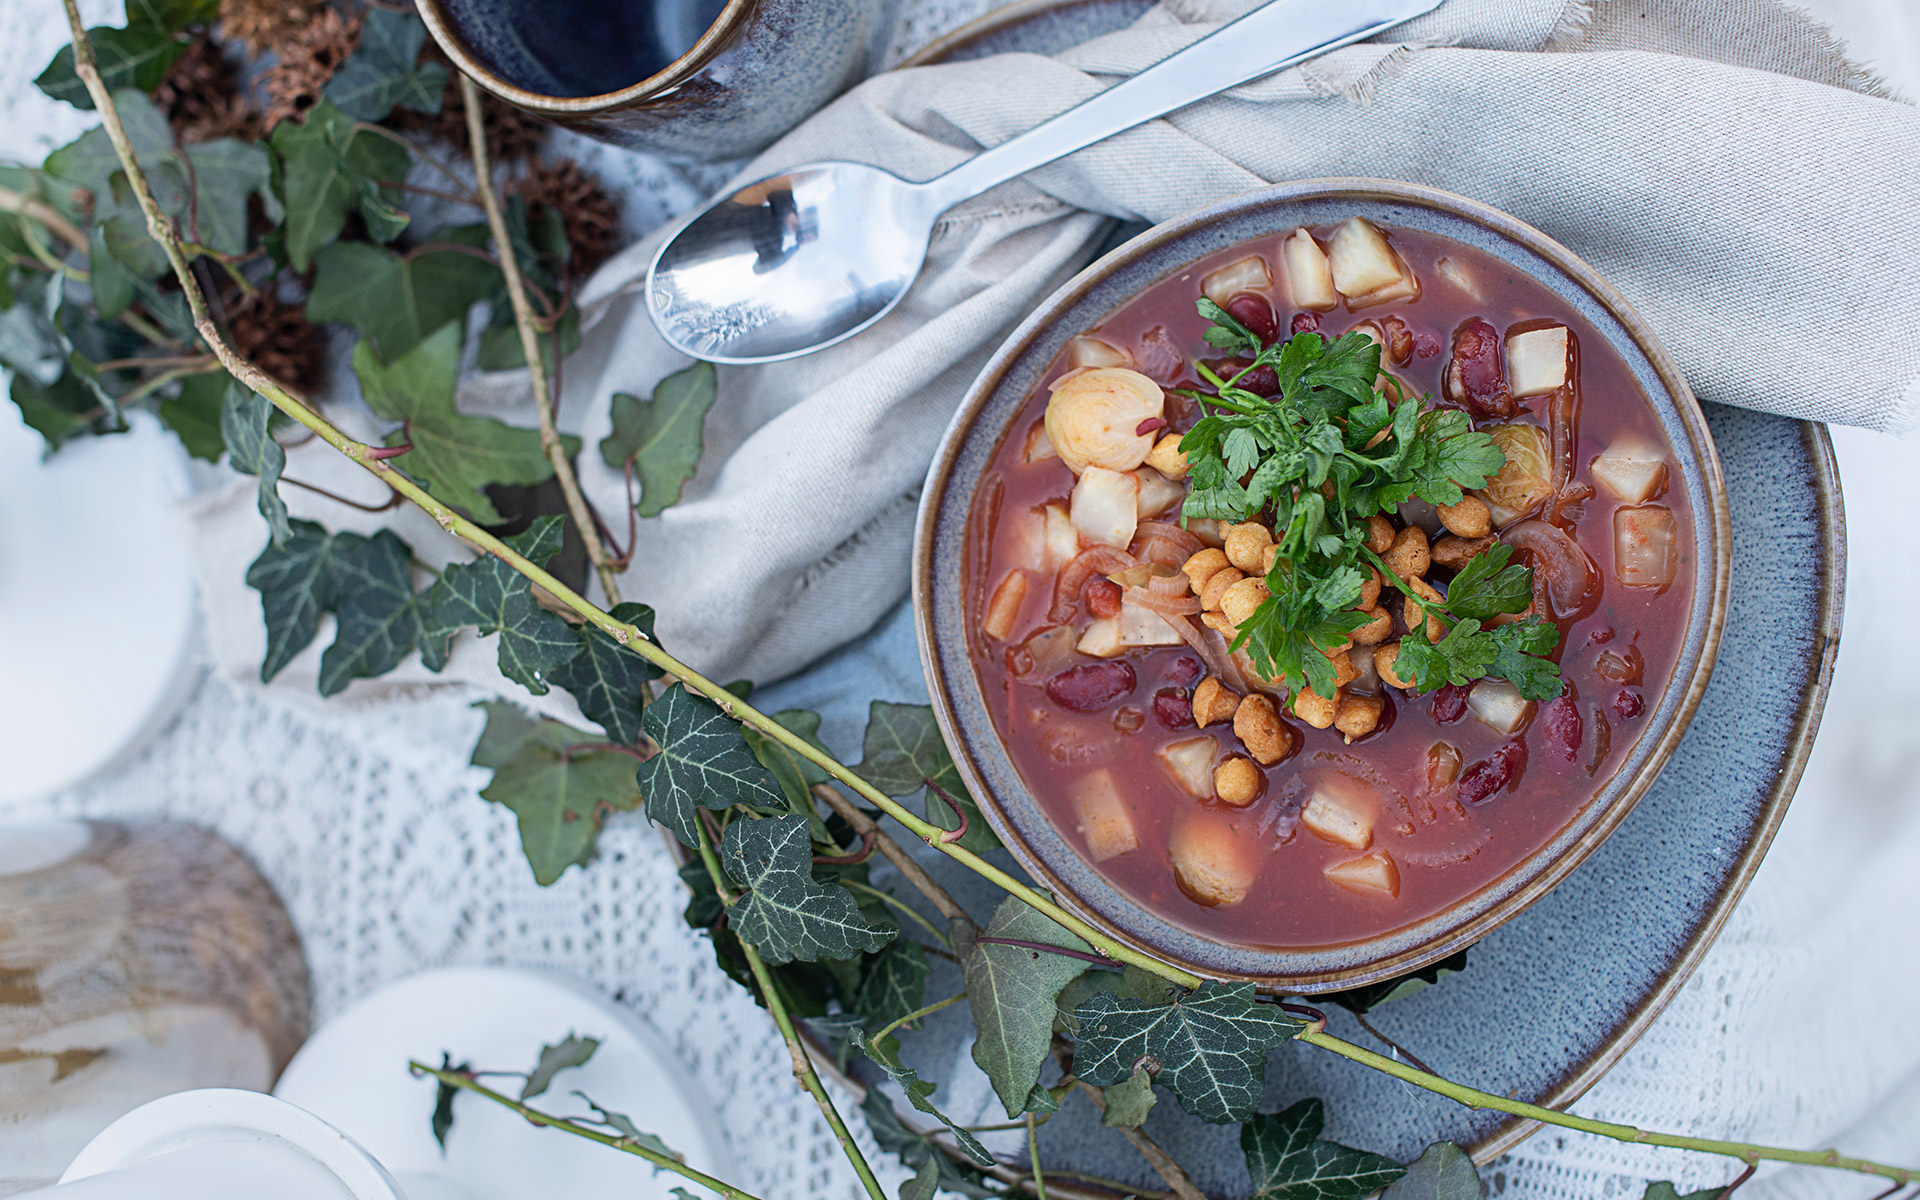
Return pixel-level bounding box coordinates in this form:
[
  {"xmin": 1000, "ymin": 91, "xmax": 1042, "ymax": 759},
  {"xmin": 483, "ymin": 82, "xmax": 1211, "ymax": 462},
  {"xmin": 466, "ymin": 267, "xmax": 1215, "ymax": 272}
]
[
  {"xmin": 984, "ymin": 570, "xmax": 1027, "ymax": 641},
  {"xmin": 1044, "ymin": 503, "xmax": 1079, "ymax": 568},
  {"xmin": 1024, "ymin": 420, "xmax": 1058, "ymax": 463},
  {"xmin": 1076, "ymin": 617, "xmax": 1123, "ymax": 658},
  {"xmin": 1070, "ymin": 466, "xmax": 1140, "ymax": 549},
  {"xmin": 1300, "ymin": 773, "xmax": 1376, "ymax": 850},
  {"xmin": 1467, "ymin": 679, "xmax": 1535, "ymax": 734},
  {"xmin": 1614, "ymin": 505, "xmax": 1678, "ymax": 589},
  {"xmin": 1005, "ymin": 507, "xmax": 1049, "ymax": 573},
  {"xmin": 1347, "ymin": 266, "xmax": 1419, "ymax": 310},
  {"xmin": 1591, "ymin": 440, "xmax": 1668, "ymax": 505},
  {"xmin": 1156, "ymin": 736, "xmax": 1216, "ymax": 799},
  {"xmin": 1072, "ymin": 770, "xmax": 1140, "ymax": 862},
  {"xmin": 1136, "ymin": 466, "xmax": 1186, "ymax": 519},
  {"xmin": 1201, "ymin": 255, "xmax": 1272, "ymax": 307},
  {"xmin": 1076, "ymin": 600, "xmax": 1184, "ymax": 658},
  {"xmin": 1327, "ymin": 218, "xmax": 1403, "ymax": 298},
  {"xmin": 1324, "ymin": 850, "xmax": 1400, "ymax": 898},
  {"xmin": 1068, "ymin": 335, "xmax": 1132, "ymax": 370},
  {"xmin": 1507, "ymin": 325, "xmax": 1570, "ymax": 397},
  {"xmin": 1169, "ymin": 816, "xmax": 1255, "ymax": 906},
  {"xmin": 1282, "ymin": 229, "xmax": 1338, "ymax": 312}
]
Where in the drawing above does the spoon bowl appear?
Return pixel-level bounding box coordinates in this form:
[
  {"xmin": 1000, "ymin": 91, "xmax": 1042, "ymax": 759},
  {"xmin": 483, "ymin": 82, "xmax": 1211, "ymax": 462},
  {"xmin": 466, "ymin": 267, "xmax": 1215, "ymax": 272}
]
[{"xmin": 647, "ymin": 163, "xmax": 940, "ymax": 363}]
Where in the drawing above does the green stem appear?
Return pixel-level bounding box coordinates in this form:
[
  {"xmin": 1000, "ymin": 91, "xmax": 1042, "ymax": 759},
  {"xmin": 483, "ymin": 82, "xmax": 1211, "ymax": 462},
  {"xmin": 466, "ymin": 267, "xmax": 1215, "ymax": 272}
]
[
  {"xmin": 840, "ymin": 880, "xmax": 951, "ymax": 949},
  {"xmin": 1026, "ymin": 1113, "xmax": 1047, "ymax": 1200},
  {"xmin": 870, "ymin": 991, "xmax": 967, "ymax": 1046},
  {"xmin": 117, "ymin": 362, "xmax": 219, "ymax": 406},
  {"xmin": 57, "ymin": 11, "xmax": 1920, "ymax": 1190},
  {"xmin": 408, "ymin": 1060, "xmax": 763, "ymax": 1200},
  {"xmin": 694, "ymin": 819, "xmax": 888, "ymax": 1200},
  {"xmin": 1302, "ymin": 1031, "xmax": 1916, "ymax": 1186}
]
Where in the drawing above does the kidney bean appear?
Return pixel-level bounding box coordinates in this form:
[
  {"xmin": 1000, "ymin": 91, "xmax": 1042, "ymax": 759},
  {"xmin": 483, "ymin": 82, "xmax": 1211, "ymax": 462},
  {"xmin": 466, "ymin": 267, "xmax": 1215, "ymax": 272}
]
[
  {"xmin": 1413, "ymin": 330, "xmax": 1442, "ymax": 359},
  {"xmin": 1587, "ymin": 625, "xmax": 1615, "ymax": 646},
  {"xmin": 1225, "ymin": 293, "xmax": 1278, "ymax": 343},
  {"xmin": 1291, "ymin": 310, "xmax": 1321, "ymax": 334},
  {"xmin": 1204, "ymin": 356, "xmax": 1280, "ymax": 397},
  {"xmin": 1045, "ymin": 662, "xmax": 1137, "ymax": 712},
  {"xmin": 1430, "ymin": 683, "xmax": 1471, "ymax": 724},
  {"xmin": 1459, "ymin": 739, "xmax": 1528, "ymax": 805},
  {"xmin": 1612, "ymin": 688, "xmax": 1645, "ymax": 720},
  {"xmin": 1152, "ymin": 687, "xmax": 1194, "ymax": 728},
  {"xmin": 1381, "ymin": 315, "xmax": 1415, "ymax": 365},
  {"xmin": 1444, "ymin": 319, "xmax": 1518, "ymax": 419},
  {"xmin": 1085, "ymin": 577, "xmax": 1123, "ymax": 620},
  {"xmin": 1542, "ymin": 696, "xmax": 1583, "ymax": 763},
  {"xmin": 1164, "ymin": 655, "xmax": 1203, "ymax": 687}
]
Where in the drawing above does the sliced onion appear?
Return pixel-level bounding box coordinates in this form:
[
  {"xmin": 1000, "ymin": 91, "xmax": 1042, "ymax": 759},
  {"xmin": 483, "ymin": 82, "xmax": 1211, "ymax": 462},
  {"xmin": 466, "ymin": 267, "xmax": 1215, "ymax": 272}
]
[
  {"xmin": 1201, "ymin": 627, "xmax": 1252, "ymax": 693},
  {"xmin": 1051, "ymin": 545, "xmax": 1138, "ymax": 621},
  {"xmin": 1502, "ymin": 519, "xmax": 1598, "ymax": 619},
  {"xmin": 1132, "ymin": 520, "xmax": 1204, "ymax": 567},
  {"xmin": 1124, "ymin": 587, "xmax": 1202, "ymax": 617},
  {"xmin": 1146, "ymin": 568, "xmax": 1192, "ymax": 598}
]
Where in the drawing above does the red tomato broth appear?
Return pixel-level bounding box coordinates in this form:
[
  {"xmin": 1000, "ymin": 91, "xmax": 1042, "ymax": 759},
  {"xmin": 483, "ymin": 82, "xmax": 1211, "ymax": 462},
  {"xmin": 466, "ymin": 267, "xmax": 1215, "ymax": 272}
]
[{"xmin": 965, "ymin": 221, "xmax": 1693, "ymax": 950}]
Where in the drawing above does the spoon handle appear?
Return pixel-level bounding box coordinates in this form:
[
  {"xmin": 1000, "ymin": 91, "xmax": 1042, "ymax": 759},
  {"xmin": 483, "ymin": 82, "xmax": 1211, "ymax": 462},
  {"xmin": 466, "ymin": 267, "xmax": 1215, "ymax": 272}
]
[{"xmin": 920, "ymin": 0, "xmax": 1443, "ymax": 212}]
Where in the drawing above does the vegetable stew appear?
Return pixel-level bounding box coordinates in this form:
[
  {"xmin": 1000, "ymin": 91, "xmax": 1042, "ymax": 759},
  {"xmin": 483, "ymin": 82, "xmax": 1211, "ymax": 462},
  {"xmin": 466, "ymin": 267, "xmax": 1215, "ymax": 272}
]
[{"xmin": 966, "ymin": 218, "xmax": 1692, "ymax": 949}]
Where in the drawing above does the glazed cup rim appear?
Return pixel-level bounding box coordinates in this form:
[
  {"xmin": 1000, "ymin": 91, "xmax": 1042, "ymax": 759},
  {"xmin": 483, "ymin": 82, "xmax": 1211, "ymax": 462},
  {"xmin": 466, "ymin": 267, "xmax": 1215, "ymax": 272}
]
[
  {"xmin": 415, "ymin": 0, "xmax": 755, "ymax": 114},
  {"xmin": 912, "ymin": 177, "xmax": 1734, "ymax": 992}
]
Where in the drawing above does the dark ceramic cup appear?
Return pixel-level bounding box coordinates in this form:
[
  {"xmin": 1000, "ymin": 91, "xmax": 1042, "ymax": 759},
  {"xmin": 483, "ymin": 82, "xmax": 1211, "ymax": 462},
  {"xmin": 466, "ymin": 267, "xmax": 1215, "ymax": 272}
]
[{"xmin": 417, "ymin": 0, "xmax": 888, "ymax": 161}]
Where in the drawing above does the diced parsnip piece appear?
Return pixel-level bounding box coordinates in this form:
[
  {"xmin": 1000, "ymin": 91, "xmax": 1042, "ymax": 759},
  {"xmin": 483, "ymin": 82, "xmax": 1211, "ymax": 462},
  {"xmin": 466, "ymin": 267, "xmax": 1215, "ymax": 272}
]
[
  {"xmin": 1044, "ymin": 503, "xmax": 1079, "ymax": 568},
  {"xmin": 1201, "ymin": 255, "xmax": 1273, "ymax": 307},
  {"xmin": 1591, "ymin": 440, "xmax": 1669, "ymax": 505},
  {"xmin": 1169, "ymin": 816, "xmax": 1256, "ymax": 907},
  {"xmin": 984, "ymin": 570, "xmax": 1027, "ymax": 641},
  {"xmin": 1136, "ymin": 466, "xmax": 1186, "ymax": 519},
  {"xmin": 1614, "ymin": 505, "xmax": 1679, "ymax": 589},
  {"xmin": 1068, "ymin": 335, "xmax": 1132, "ymax": 370},
  {"xmin": 1156, "ymin": 736, "xmax": 1217, "ymax": 799},
  {"xmin": 1072, "ymin": 770, "xmax": 1139, "ymax": 862},
  {"xmin": 1434, "ymin": 255, "xmax": 1479, "ymax": 298},
  {"xmin": 1325, "ymin": 850, "xmax": 1400, "ymax": 898},
  {"xmin": 1023, "ymin": 421, "xmax": 1058, "ymax": 463},
  {"xmin": 1045, "ymin": 367, "xmax": 1164, "ymax": 474},
  {"xmin": 1300, "ymin": 773, "xmax": 1376, "ymax": 850},
  {"xmin": 1076, "ymin": 600, "xmax": 1184, "ymax": 658},
  {"xmin": 1348, "ymin": 262, "xmax": 1420, "ymax": 310},
  {"xmin": 1327, "ymin": 218, "xmax": 1403, "ymax": 299},
  {"xmin": 1282, "ymin": 229, "xmax": 1338, "ymax": 312},
  {"xmin": 1070, "ymin": 466, "xmax": 1140, "ymax": 549},
  {"xmin": 1004, "ymin": 507, "xmax": 1049, "ymax": 573},
  {"xmin": 1479, "ymin": 423, "xmax": 1554, "ymax": 527},
  {"xmin": 1467, "ymin": 679, "xmax": 1535, "ymax": 735},
  {"xmin": 1507, "ymin": 325, "xmax": 1570, "ymax": 397}
]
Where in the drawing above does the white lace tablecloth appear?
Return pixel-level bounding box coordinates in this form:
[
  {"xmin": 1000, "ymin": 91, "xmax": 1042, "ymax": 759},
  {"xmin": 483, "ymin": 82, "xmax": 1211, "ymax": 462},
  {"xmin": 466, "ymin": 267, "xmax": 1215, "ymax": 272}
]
[{"xmin": 3, "ymin": 3, "xmax": 1918, "ymax": 1199}]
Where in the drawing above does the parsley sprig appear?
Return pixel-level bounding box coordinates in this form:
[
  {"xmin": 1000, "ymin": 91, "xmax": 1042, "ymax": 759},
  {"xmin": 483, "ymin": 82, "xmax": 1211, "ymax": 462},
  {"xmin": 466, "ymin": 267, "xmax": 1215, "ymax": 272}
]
[{"xmin": 1176, "ymin": 300, "xmax": 1563, "ymax": 702}]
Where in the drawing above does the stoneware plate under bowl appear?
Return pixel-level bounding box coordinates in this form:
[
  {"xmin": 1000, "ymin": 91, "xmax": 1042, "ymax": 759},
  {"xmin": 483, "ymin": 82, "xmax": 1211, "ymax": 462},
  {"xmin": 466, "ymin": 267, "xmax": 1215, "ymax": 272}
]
[{"xmin": 915, "ymin": 179, "xmax": 1733, "ymax": 992}]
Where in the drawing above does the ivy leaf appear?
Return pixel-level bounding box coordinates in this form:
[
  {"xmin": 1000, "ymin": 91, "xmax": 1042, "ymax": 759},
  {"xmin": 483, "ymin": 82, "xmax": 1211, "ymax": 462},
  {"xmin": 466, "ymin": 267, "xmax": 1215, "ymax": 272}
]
[
  {"xmin": 1243, "ymin": 1098, "xmax": 1407, "ymax": 1200},
  {"xmin": 471, "ymin": 701, "xmax": 643, "ymax": 885},
  {"xmin": 350, "ymin": 324, "xmax": 561, "ymax": 524},
  {"xmin": 323, "ymin": 8, "xmax": 448, "ymax": 121},
  {"xmin": 901, "ymin": 1159, "xmax": 942, "ymax": 1200},
  {"xmin": 1323, "ymin": 949, "xmax": 1469, "ymax": 1016},
  {"xmin": 860, "ymin": 1090, "xmax": 998, "ymax": 1200},
  {"xmin": 37, "ymin": 26, "xmax": 187, "ymax": 110},
  {"xmin": 1101, "ymin": 1068, "xmax": 1157, "ymax": 1128},
  {"xmin": 1074, "ymin": 982, "xmax": 1305, "ymax": 1124},
  {"xmin": 422, "ymin": 516, "xmax": 579, "ymax": 692},
  {"xmin": 575, "ymin": 1094, "xmax": 684, "ymax": 1160},
  {"xmin": 546, "ymin": 602, "xmax": 660, "ymax": 746},
  {"xmin": 742, "ymin": 709, "xmax": 834, "ymax": 843},
  {"xmin": 270, "ymin": 101, "xmax": 411, "ymax": 271},
  {"xmin": 10, "ymin": 371, "xmax": 97, "ymax": 451},
  {"xmin": 849, "ymin": 1028, "xmax": 994, "ymax": 1168},
  {"xmin": 859, "ymin": 701, "xmax": 998, "ymax": 853},
  {"xmin": 635, "ymin": 683, "xmax": 784, "ymax": 847},
  {"xmin": 854, "ymin": 938, "xmax": 929, "ymax": 1032},
  {"xmin": 963, "ymin": 897, "xmax": 1092, "ymax": 1118},
  {"xmin": 1382, "ymin": 1143, "xmax": 1484, "ymax": 1200},
  {"xmin": 158, "ymin": 370, "xmax": 227, "ymax": 460},
  {"xmin": 245, "ymin": 518, "xmax": 337, "ymax": 681},
  {"xmin": 313, "ymin": 242, "xmax": 500, "ymax": 362},
  {"xmin": 181, "ymin": 139, "xmax": 278, "ymax": 256},
  {"xmin": 317, "ymin": 530, "xmax": 425, "ymax": 696},
  {"xmin": 220, "ymin": 382, "xmax": 293, "ymax": 546},
  {"xmin": 722, "ymin": 815, "xmax": 896, "ymax": 963},
  {"xmin": 599, "ymin": 361, "xmax": 716, "ymax": 517},
  {"xmin": 44, "ymin": 91, "xmax": 174, "ymax": 194},
  {"xmin": 430, "ymin": 1053, "xmax": 465, "ymax": 1150},
  {"xmin": 520, "ymin": 1033, "xmax": 600, "ymax": 1100},
  {"xmin": 1642, "ymin": 1186, "xmax": 1721, "ymax": 1200}
]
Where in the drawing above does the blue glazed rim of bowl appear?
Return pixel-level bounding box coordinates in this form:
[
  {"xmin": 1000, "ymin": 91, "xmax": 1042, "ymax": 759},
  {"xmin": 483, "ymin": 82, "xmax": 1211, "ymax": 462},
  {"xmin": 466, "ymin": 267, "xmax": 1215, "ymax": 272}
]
[{"xmin": 913, "ymin": 178, "xmax": 1735, "ymax": 991}]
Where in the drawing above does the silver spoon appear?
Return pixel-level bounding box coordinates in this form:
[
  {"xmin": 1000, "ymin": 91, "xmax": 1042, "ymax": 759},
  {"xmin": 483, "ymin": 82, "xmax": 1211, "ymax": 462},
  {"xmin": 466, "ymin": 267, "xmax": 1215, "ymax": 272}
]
[{"xmin": 646, "ymin": 0, "xmax": 1442, "ymax": 364}]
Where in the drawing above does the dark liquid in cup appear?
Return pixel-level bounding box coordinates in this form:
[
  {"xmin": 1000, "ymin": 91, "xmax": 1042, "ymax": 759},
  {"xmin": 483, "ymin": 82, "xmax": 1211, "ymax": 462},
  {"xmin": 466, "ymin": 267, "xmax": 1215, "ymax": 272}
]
[{"xmin": 443, "ymin": 0, "xmax": 731, "ymax": 97}]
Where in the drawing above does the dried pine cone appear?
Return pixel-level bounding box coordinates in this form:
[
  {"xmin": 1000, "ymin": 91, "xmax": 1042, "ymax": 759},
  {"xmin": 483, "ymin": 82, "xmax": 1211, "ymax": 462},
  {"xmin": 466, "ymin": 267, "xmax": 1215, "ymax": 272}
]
[
  {"xmin": 223, "ymin": 286, "xmax": 327, "ymax": 393},
  {"xmin": 154, "ymin": 36, "xmax": 262, "ymax": 144},
  {"xmin": 260, "ymin": 7, "xmax": 362, "ymax": 130},
  {"xmin": 512, "ymin": 159, "xmax": 622, "ymax": 278},
  {"xmin": 219, "ymin": 0, "xmax": 330, "ymax": 55},
  {"xmin": 388, "ymin": 43, "xmax": 547, "ymax": 164}
]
